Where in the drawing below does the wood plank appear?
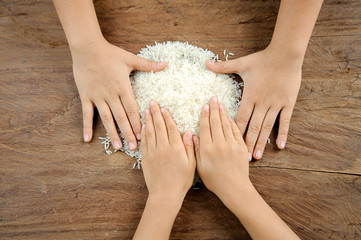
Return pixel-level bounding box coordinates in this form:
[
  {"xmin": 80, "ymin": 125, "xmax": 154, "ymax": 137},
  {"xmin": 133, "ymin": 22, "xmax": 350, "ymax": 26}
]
[
  {"xmin": 0, "ymin": 167, "xmax": 359, "ymax": 239},
  {"xmin": 1, "ymin": 0, "xmax": 361, "ymax": 50}
]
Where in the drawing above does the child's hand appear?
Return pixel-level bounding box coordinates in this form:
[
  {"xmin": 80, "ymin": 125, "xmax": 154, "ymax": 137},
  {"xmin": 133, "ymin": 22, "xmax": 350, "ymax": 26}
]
[
  {"xmin": 141, "ymin": 100, "xmax": 196, "ymax": 202},
  {"xmin": 71, "ymin": 39, "xmax": 167, "ymax": 150},
  {"xmin": 206, "ymin": 47, "xmax": 302, "ymax": 160},
  {"xmin": 193, "ymin": 97, "xmax": 252, "ymax": 202}
]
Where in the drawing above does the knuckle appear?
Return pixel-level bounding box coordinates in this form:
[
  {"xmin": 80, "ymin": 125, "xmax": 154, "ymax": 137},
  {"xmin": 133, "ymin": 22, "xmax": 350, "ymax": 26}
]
[
  {"xmin": 249, "ymin": 124, "xmax": 261, "ymax": 134},
  {"xmin": 115, "ymin": 114, "xmax": 128, "ymax": 125},
  {"xmin": 219, "ymin": 61, "xmax": 226, "ymax": 71},
  {"xmin": 101, "ymin": 114, "xmax": 113, "ymax": 123},
  {"xmin": 109, "ymin": 133, "xmax": 120, "ymax": 140},
  {"xmin": 241, "ymin": 94, "xmax": 251, "ymax": 102},
  {"xmin": 212, "ymin": 118, "xmax": 221, "ymax": 126},
  {"xmin": 147, "ymin": 60, "xmax": 154, "ymax": 69},
  {"xmin": 278, "ymin": 132, "xmax": 288, "ymax": 138},
  {"xmin": 247, "ymin": 144, "xmax": 254, "ymax": 152},
  {"xmin": 262, "ymin": 123, "xmax": 273, "ymax": 132},
  {"xmin": 168, "ymin": 125, "xmax": 179, "ymax": 134},
  {"xmin": 236, "ymin": 116, "xmax": 249, "ymax": 126},
  {"xmin": 122, "ymin": 130, "xmax": 135, "ymax": 141},
  {"xmin": 184, "ymin": 141, "xmax": 193, "ymax": 148},
  {"xmin": 200, "ymin": 124, "xmax": 210, "ymax": 131},
  {"xmin": 281, "ymin": 118, "xmax": 291, "ymax": 126},
  {"xmin": 256, "ymin": 139, "xmax": 266, "ymax": 147},
  {"xmin": 126, "ymin": 105, "xmax": 138, "ymax": 117},
  {"xmin": 83, "ymin": 111, "xmax": 93, "ymax": 119}
]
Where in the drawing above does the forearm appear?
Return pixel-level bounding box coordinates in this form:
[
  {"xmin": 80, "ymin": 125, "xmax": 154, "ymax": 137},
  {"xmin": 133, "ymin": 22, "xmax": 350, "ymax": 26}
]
[
  {"xmin": 133, "ymin": 195, "xmax": 183, "ymax": 240},
  {"xmin": 52, "ymin": 0, "xmax": 104, "ymax": 48},
  {"xmin": 269, "ymin": 0, "xmax": 324, "ymax": 58},
  {"xmin": 222, "ymin": 184, "xmax": 300, "ymax": 240}
]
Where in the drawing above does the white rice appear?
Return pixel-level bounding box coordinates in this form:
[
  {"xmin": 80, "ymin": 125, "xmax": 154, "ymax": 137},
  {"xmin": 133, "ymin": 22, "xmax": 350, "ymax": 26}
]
[{"xmin": 100, "ymin": 41, "xmax": 242, "ymax": 165}]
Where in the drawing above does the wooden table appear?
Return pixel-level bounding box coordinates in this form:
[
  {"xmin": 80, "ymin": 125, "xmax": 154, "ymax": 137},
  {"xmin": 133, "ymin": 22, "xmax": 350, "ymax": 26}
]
[{"xmin": 1, "ymin": 0, "xmax": 360, "ymax": 239}]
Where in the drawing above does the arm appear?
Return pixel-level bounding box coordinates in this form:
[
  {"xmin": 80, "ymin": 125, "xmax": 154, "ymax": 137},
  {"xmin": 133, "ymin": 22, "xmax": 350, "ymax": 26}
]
[
  {"xmin": 52, "ymin": 0, "xmax": 166, "ymax": 150},
  {"xmin": 133, "ymin": 100, "xmax": 196, "ymax": 240},
  {"xmin": 134, "ymin": 196, "xmax": 183, "ymax": 240},
  {"xmin": 206, "ymin": 0, "xmax": 324, "ymax": 160},
  {"xmin": 193, "ymin": 96, "xmax": 299, "ymax": 240}
]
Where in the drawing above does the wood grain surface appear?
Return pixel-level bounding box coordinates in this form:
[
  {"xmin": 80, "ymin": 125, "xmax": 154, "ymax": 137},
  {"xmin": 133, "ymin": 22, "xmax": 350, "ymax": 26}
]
[{"xmin": 1, "ymin": 0, "xmax": 360, "ymax": 239}]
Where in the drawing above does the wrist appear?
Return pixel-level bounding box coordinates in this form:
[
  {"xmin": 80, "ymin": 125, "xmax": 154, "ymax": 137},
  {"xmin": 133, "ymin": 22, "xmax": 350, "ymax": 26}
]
[
  {"xmin": 219, "ymin": 180, "xmax": 257, "ymax": 211},
  {"xmin": 267, "ymin": 40, "xmax": 305, "ymax": 65},
  {"xmin": 146, "ymin": 193, "xmax": 184, "ymax": 214},
  {"xmin": 69, "ymin": 36, "xmax": 107, "ymax": 54}
]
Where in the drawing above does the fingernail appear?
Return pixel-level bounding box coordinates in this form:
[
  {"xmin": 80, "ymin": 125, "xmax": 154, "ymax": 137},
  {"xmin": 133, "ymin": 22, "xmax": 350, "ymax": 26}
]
[
  {"xmin": 219, "ymin": 104, "xmax": 224, "ymax": 110},
  {"xmin": 145, "ymin": 109, "xmax": 150, "ymax": 115},
  {"xmin": 142, "ymin": 124, "xmax": 145, "ymax": 130},
  {"xmin": 161, "ymin": 108, "xmax": 166, "ymax": 114},
  {"xmin": 157, "ymin": 61, "xmax": 167, "ymax": 67},
  {"xmin": 207, "ymin": 60, "xmax": 214, "ymax": 65},
  {"xmin": 136, "ymin": 133, "xmax": 141, "ymax": 140},
  {"xmin": 149, "ymin": 100, "xmax": 155, "ymax": 107},
  {"xmin": 204, "ymin": 104, "xmax": 209, "ymax": 113},
  {"xmin": 128, "ymin": 142, "xmax": 136, "ymax": 150},
  {"xmin": 114, "ymin": 141, "xmax": 121, "ymax": 149},
  {"xmin": 193, "ymin": 136, "xmax": 198, "ymax": 145},
  {"xmin": 84, "ymin": 133, "xmax": 89, "ymax": 142},
  {"xmin": 256, "ymin": 150, "xmax": 262, "ymax": 158},
  {"xmin": 185, "ymin": 131, "xmax": 192, "ymax": 139},
  {"xmin": 248, "ymin": 152, "xmax": 252, "ymax": 161},
  {"xmin": 281, "ymin": 140, "xmax": 286, "ymax": 149},
  {"xmin": 212, "ymin": 96, "xmax": 218, "ymax": 103}
]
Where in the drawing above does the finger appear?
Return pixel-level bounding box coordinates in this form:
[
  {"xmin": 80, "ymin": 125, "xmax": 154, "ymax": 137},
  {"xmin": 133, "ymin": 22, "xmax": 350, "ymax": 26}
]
[
  {"xmin": 210, "ymin": 96, "xmax": 224, "ymax": 141},
  {"xmin": 149, "ymin": 100, "xmax": 168, "ymax": 145},
  {"xmin": 144, "ymin": 108, "xmax": 156, "ymax": 148},
  {"xmin": 236, "ymin": 97, "xmax": 254, "ymax": 136},
  {"xmin": 193, "ymin": 136, "xmax": 201, "ymax": 165},
  {"xmin": 206, "ymin": 57, "xmax": 246, "ymax": 74},
  {"xmin": 97, "ymin": 102, "xmax": 122, "ymax": 150},
  {"xmin": 277, "ymin": 106, "xmax": 294, "ymax": 150},
  {"xmin": 219, "ymin": 104, "xmax": 233, "ymax": 141},
  {"xmin": 161, "ymin": 107, "xmax": 182, "ymax": 145},
  {"xmin": 108, "ymin": 99, "xmax": 137, "ymax": 151},
  {"xmin": 128, "ymin": 54, "xmax": 167, "ymax": 72},
  {"xmin": 183, "ymin": 131, "xmax": 195, "ymax": 164},
  {"xmin": 199, "ymin": 104, "xmax": 211, "ymax": 143},
  {"xmin": 82, "ymin": 100, "xmax": 94, "ymax": 142},
  {"xmin": 140, "ymin": 124, "xmax": 148, "ymax": 157},
  {"xmin": 245, "ymin": 106, "xmax": 268, "ymax": 161},
  {"xmin": 254, "ymin": 108, "xmax": 279, "ymax": 159},
  {"xmin": 119, "ymin": 82, "xmax": 142, "ymax": 141},
  {"xmin": 229, "ymin": 117, "xmax": 244, "ymax": 145}
]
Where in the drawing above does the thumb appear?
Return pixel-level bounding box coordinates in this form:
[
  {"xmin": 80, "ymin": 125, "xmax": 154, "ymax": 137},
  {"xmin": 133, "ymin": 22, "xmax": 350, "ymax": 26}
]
[
  {"xmin": 129, "ymin": 55, "xmax": 167, "ymax": 72},
  {"xmin": 193, "ymin": 135, "xmax": 200, "ymax": 165},
  {"xmin": 206, "ymin": 58, "xmax": 245, "ymax": 74},
  {"xmin": 182, "ymin": 131, "xmax": 195, "ymax": 163}
]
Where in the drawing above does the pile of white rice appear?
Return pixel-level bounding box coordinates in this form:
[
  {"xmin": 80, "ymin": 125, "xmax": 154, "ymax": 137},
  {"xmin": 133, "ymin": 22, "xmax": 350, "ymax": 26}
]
[{"xmin": 100, "ymin": 41, "xmax": 242, "ymax": 168}]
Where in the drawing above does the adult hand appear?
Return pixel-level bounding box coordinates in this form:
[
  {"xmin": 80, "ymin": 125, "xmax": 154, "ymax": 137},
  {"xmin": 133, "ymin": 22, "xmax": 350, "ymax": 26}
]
[
  {"xmin": 193, "ymin": 96, "xmax": 252, "ymax": 201},
  {"xmin": 141, "ymin": 100, "xmax": 196, "ymax": 201},
  {"xmin": 206, "ymin": 47, "xmax": 302, "ymax": 160},
  {"xmin": 71, "ymin": 39, "xmax": 167, "ymax": 150}
]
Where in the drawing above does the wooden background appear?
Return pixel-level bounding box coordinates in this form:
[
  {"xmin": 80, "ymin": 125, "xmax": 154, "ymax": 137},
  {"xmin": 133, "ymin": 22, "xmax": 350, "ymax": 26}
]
[{"xmin": 1, "ymin": 0, "xmax": 360, "ymax": 239}]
